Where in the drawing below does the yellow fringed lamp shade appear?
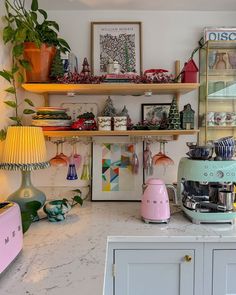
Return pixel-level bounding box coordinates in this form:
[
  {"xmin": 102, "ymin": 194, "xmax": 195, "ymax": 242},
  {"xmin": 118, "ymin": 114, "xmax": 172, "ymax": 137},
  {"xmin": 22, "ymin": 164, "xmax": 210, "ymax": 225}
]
[{"xmin": 0, "ymin": 126, "xmax": 50, "ymax": 171}]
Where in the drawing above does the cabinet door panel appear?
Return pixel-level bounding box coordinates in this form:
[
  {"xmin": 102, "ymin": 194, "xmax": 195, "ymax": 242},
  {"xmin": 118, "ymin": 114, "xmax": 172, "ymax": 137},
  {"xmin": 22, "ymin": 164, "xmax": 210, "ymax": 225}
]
[
  {"xmin": 213, "ymin": 250, "xmax": 236, "ymax": 295},
  {"xmin": 114, "ymin": 249, "xmax": 194, "ymax": 295}
]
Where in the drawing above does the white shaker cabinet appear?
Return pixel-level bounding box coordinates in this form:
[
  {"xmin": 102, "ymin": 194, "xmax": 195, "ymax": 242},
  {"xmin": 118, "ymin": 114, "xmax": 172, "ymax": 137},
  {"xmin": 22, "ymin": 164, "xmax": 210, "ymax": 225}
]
[
  {"xmin": 114, "ymin": 249, "xmax": 195, "ymax": 295},
  {"xmin": 104, "ymin": 241, "xmax": 236, "ymax": 295},
  {"xmin": 203, "ymin": 244, "xmax": 236, "ymax": 295},
  {"xmin": 212, "ymin": 250, "xmax": 236, "ymax": 295},
  {"xmin": 104, "ymin": 242, "xmax": 204, "ymax": 295}
]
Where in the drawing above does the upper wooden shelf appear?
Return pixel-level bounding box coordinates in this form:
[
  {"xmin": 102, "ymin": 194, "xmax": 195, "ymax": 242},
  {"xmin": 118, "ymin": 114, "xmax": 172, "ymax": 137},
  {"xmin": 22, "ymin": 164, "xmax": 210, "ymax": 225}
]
[
  {"xmin": 43, "ymin": 129, "xmax": 199, "ymax": 140},
  {"xmin": 22, "ymin": 83, "xmax": 199, "ymax": 96}
]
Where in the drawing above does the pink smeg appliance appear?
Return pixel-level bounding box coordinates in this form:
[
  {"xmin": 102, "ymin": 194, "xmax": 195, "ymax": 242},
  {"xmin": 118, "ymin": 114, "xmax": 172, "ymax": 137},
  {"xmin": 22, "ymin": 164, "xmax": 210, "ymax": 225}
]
[
  {"xmin": 0, "ymin": 202, "xmax": 23, "ymax": 274},
  {"xmin": 141, "ymin": 178, "xmax": 177, "ymax": 223}
]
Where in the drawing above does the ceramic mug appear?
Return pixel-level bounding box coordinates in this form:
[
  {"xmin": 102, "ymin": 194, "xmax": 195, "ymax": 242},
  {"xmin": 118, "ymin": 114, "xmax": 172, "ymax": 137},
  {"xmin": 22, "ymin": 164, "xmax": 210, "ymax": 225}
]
[
  {"xmin": 207, "ymin": 112, "xmax": 215, "ymax": 126},
  {"xmin": 114, "ymin": 116, "xmax": 127, "ymax": 130},
  {"xmin": 214, "ymin": 112, "xmax": 226, "ymax": 126},
  {"xmin": 97, "ymin": 116, "xmax": 112, "ymax": 131},
  {"xmin": 226, "ymin": 112, "xmax": 234, "ymax": 126}
]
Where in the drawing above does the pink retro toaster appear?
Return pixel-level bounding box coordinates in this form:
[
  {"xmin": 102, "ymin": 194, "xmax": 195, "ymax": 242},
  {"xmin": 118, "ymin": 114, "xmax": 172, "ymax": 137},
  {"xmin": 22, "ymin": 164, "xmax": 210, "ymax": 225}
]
[{"xmin": 0, "ymin": 202, "xmax": 23, "ymax": 274}]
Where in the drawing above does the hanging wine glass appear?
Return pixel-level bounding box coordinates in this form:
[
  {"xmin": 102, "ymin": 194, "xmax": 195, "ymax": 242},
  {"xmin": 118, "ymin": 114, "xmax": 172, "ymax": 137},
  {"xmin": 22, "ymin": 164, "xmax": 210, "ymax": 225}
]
[
  {"xmin": 208, "ymin": 50, "xmax": 217, "ymax": 69},
  {"xmin": 66, "ymin": 144, "xmax": 78, "ymax": 180},
  {"xmin": 143, "ymin": 141, "xmax": 153, "ymax": 176},
  {"xmin": 50, "ymin": 141, "xmax": 68, "ymax": 167},
  {"xmin": 215, "ymin": 52, "xmax": 227, "ymax": 70},
  {"xmin": 81, "ymin": 154, "xmax": 90, "ymax": 180},
  {"xmin": 73, "ymin": 142, "xmax": 82, "ymax": 168},
  {"xmin": 152, "ymin": 141, "xmax": 174, "ymax": 166},
  {"xmin": 130, "ymin": 144, "xmax": 139, "ymax": 174}
]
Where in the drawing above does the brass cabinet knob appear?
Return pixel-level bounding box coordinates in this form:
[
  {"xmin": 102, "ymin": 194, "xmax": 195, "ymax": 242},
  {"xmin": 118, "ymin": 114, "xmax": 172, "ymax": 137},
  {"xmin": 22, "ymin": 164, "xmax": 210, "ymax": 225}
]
[{"xmin": 184, "ymin": 255, "xmax": 192, "ymax": 262}]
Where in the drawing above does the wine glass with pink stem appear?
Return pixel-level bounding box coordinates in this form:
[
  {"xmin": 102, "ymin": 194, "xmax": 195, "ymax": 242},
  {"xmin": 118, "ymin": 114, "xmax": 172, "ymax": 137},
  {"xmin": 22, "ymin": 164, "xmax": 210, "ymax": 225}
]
[{"xmin": 73, "ymin": 142, "xmax": 82, "ymax": 168}]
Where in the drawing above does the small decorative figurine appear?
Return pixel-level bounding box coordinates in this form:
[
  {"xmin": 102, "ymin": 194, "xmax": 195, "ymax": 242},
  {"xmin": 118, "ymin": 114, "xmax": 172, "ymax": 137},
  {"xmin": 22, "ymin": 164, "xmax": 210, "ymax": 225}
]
[
  {"xmin": 50, "ymin": 50, "xmax": 64, "ymax": 80},
  {"xmin": 167, "ymin": 97, "xmax": 181, "ymax": 130},
  {"xmin": 43, "ymin": 189, "xmax": 83, "ymax": 222},
  {"xmin": 101, "ymin": 96, "xmax": 117, "ymax": 117},
  {"xmin": 80, "ymin": 57, "xmax": 91, "ymax": 76},
  {"xmin": 44, "ymin": 200, "xmax": 72, "ymax": 222},
  {"xmin": 119, "ymin": 105, "xmax": 133, "ymax": 129},
  {"xmin": 107, "ymin": 58, "xmax": 114, "ymax": 74},
  {"xmin": 71, "ymin": 112, "xmax": 97, "ymax": 130},
  {"xmin": 180, "ymin": 103, "xmax": 195, "ymax": 129},
  {"xmin": 181, "ymin": 59, "xmax": 198, "ymax": 83},
  {"xmin": 113, "ymin": 61, "xmax": 120, "ymax": 74}
]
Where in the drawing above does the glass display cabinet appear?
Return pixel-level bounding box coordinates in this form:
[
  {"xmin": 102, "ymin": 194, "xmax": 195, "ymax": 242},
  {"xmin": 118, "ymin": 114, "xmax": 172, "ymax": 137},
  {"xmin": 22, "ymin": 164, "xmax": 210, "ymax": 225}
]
[{"xmin": 199, "ymin": 41, "xmax": 236, "ymax": 144}]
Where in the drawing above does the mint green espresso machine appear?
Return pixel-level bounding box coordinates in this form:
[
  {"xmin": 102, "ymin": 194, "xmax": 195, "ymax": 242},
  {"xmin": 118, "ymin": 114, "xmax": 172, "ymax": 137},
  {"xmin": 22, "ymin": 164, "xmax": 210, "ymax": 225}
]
[{"xmin": 177, "ymin": 157, "xmax": 236, "ymax": 224}]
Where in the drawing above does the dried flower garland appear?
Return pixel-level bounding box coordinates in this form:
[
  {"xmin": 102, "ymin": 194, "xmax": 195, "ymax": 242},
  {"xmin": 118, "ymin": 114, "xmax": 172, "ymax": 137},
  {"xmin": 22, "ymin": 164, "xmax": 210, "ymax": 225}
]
[
  {"xmin": 57, "ymin": 72, "xmax": 104, "ymax": 84},
  {"xmin": 56, "ymin": 70, "xmax": 174, "ymax": 84}
]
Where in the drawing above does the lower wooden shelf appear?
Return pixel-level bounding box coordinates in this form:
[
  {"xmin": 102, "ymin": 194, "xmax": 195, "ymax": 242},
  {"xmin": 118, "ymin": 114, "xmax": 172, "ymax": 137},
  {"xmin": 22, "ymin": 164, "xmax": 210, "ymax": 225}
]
[{"xmin": 43, "ymin": 129, "xmax": 199, "ymax": 140}]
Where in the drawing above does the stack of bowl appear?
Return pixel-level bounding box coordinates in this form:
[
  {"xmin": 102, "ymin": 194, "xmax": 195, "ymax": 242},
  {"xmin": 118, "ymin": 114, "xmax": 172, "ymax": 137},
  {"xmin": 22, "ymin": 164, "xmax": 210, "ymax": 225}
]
[
  {"xmin": 214, "ymin": 136, "xmax": 235, "ymax": 160},
  {"xmin": 186, "ymin": 142, "xmax": 214, "ymax": 160}
]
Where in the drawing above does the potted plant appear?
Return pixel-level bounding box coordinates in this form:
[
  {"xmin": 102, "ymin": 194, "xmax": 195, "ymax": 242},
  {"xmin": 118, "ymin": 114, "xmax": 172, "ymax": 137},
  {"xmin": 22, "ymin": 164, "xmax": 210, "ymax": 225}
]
[{"xmin": 3, "ymin": 0, "xmax": 70, "ymax": 82}]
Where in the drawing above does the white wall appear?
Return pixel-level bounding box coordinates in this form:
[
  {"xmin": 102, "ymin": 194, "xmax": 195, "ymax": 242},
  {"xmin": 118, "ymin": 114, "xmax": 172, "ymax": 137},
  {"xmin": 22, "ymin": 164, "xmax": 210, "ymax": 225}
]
[{"xmin": 0, "ymin": 8, "xmax": 236, "ymax": 200}]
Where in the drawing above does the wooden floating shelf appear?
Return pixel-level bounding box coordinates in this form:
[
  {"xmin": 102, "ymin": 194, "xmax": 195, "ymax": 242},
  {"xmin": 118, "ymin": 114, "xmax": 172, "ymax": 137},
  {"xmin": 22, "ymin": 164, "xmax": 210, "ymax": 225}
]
[
  {"xmin": 22, "ymin": 83, "xmax": 199, "ymax": 96},
  {"xmin": 43, "ymin": 129, "xmax": 199, "ymax": 140}
]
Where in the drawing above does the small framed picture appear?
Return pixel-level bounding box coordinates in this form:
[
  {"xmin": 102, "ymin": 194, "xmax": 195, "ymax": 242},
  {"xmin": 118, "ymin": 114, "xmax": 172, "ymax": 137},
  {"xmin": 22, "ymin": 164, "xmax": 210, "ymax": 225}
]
[
  {"xmin": 141, "ymin": 103, "xmax": 171, "ymax": 123},
  {"xmin": 91, "ymin": 21, "xmax": 142, "ymax": 75},
  {"xmin": 92, "ymin": 137, "xmax": 143, "ymax": 201}
]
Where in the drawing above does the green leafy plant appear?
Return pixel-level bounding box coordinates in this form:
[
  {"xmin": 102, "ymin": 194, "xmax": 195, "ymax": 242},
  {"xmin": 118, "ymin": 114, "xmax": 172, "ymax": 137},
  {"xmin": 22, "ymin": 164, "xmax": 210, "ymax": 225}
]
[
  {"xmin": 21, "ymin": 200, "xmax": 41, "ymax": 233},
  {"xmin": 62, "ymin": 189, "xmax": 84, "ymax": 207},
  {"xmin": 22, "ymin": 189, "xmax": 85, "ymax": 233},
  {"xmin": 0, "ymin": 0, "xmax": 71, "ymax": 140},
  {"xmin": 50, "ymin": 50, "xmax": 64, "ymax": 80},
  {"xmin": 0, "ymin": 67, "xmax": 35, "ymax": 137},
  {"xmin": 3, "ymin": 0, "xmax": 70, "ymax": 53}
]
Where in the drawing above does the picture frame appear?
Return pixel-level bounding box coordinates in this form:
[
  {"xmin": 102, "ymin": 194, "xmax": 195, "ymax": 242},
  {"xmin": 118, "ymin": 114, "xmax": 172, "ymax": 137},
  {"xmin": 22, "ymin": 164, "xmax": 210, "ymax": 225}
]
[
  {"xmin": 91, "ymin": 21, "xmax": 142, "ymax": 76},
  {"xmin": 141, "ymin": 103, "xmax": 171, "ymax": 123},
  {"xmin": 92, "ymin": 137, "xmax": 143, "ymax": 201}
]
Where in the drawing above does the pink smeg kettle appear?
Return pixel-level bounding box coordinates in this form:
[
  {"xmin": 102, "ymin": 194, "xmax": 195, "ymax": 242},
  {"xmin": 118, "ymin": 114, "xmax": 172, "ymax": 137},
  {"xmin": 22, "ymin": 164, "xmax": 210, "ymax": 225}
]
[{"xmin": 141, "ymin": 178, "xmax": 177, "ymax": 224}]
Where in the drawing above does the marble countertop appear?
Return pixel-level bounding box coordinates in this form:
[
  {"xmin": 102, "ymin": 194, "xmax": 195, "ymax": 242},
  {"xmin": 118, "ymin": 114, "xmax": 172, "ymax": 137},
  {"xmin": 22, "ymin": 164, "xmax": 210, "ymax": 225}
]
[{"xmin": 1, "ymin": 201, "xmax": 236, "ymax": 295}]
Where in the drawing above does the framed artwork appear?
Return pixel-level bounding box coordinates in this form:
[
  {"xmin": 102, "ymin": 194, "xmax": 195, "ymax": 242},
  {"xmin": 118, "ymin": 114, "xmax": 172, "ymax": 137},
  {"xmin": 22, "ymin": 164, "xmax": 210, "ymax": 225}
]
[
  {"xmin": 92, "ymin": 137, "xmax": 143, "ymax": 201},
  {"xmin": 91, "ymin": 21, "xmax": 142, "ymax": 75},
  {"xmin": 142, "ymin": 103, "xmax": 171, "ymax": 123}
]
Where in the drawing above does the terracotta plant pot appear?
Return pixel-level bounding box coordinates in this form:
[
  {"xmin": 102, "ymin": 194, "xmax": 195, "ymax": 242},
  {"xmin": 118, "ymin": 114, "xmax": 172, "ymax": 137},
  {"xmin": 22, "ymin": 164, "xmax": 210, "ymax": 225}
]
[{"xmin": 23, "ymin": 42, "xmax": 57, "ymax": 82}]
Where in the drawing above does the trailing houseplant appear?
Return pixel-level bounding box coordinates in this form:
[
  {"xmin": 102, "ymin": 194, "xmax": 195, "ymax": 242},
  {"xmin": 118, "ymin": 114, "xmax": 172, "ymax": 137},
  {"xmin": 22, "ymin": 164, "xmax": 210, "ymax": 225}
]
[
  {"xmin": 21, "ymin": 189, "xmax": 84, "ymax": 232},
  {"xmin": 0, "ymin": 0, "xmax": 71, "ymax": 138},
  {"xmin": 2, "ymin": 0, "xmax": 70, "ymax": 82}
]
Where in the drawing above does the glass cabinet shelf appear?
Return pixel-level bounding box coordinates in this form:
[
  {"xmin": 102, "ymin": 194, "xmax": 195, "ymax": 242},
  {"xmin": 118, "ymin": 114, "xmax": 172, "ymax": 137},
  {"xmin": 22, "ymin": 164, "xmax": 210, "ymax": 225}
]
[{"xmin": 199, "ymin": 40, "xmax": 236, "ymax": 144}]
